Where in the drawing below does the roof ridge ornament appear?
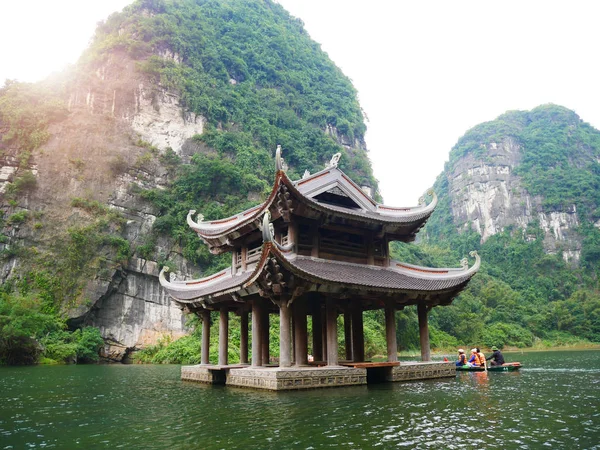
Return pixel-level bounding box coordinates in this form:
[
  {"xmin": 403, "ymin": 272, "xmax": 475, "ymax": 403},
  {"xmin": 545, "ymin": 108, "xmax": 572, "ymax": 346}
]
[
  {"xmin": 327, "ymin": 152, "xmax": 342, "ymax": 168},
  {"xmin": 187, "ymin": 209, "xmax": 204, "ymax": 227},
  {"xmin": 260, "ymin": 210, "xmax": 295, "ymax": 252},
  {"xmin": 302, "ymin": 169, "xmax": 311, "ymax": 179},
  {"xmin": 276, "ymin": 145, "xmax": 287, "ymax": 172},
  {"xmin": 261, "ymin": 211, "xmax": 275, "ymax": 242},
  {"xmin": 418, "ymin": 188, "xmax": 435, "ymax": 206}
]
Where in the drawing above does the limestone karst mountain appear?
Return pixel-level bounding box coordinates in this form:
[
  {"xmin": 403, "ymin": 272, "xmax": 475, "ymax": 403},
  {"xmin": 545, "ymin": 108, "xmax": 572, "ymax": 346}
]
[
  {"xmin": 427, "ymin": 104, "xmax": 600, "ymax": 266},
  {"xmin": 0, "ymin": 0, "xmax": 377, "ymax": 362},
  {"xmin": 410, "ymin": 105, "xmax": 600, "ymax": 347}
]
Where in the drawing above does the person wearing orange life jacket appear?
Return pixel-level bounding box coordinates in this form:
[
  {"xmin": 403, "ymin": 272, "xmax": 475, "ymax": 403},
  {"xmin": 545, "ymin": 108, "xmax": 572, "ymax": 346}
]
[
  {"xmin": 476, "ymin": 348, "xmax": 486, "ymax": 367},
  {"xmin": 456, "ymin": 349, "xmax": 467, "ymax": 366},
  {"xmin": 468, "ymin": 348, "xmax": 485, "ymax": 366}
]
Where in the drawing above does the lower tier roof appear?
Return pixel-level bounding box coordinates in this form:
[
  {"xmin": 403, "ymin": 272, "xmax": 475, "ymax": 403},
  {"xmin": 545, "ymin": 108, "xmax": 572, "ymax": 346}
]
[{"xmin": 160, "ymin": 243, "xmax": 480, "ymax": 312}]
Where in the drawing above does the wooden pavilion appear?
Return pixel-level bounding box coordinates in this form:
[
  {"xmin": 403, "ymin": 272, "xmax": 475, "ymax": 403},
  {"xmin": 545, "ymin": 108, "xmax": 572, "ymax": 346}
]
[{"xmin": 159, "ymin": 148, "xmax": 479, "ymax": 390}]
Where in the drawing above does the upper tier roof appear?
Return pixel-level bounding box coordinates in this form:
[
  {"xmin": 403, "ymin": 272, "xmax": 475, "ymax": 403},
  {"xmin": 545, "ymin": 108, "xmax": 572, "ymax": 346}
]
[{"xmin": 187, "ymin": 149, "xmax": 438, "ymax": 253}]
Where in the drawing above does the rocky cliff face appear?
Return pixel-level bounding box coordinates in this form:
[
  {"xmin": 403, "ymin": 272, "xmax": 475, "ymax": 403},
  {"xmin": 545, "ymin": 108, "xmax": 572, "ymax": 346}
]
[
  {"xmin": 448, "ymin": 137, "xmax": 581, "ymax": 262},
  {"xmin": 0, "ymin": 49, "xmax": 202, "ymax": 361}
]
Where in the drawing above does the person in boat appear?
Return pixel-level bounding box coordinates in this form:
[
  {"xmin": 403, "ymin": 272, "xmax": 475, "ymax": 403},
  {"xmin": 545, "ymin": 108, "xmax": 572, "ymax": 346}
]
[
  {"xmin": 456, "ymin": 349, "xmax": 468, "ymax": 366},
  {"xmin": 486, "ymin": 346, "xmax": 505, "ymax": 366},
  {"xmin": 468, "ymin": 348, "xmax": 485, "ymax": 367},
  {"xmin": 476, "ymin": 348, "xmax": 486, "ymax": 367}
]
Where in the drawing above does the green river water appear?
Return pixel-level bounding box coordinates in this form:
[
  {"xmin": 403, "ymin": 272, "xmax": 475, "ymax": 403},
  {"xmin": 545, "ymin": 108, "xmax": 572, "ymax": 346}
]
[{"xmin": 1, "ymin": 350, "xmax": 599, "ymax": 449}]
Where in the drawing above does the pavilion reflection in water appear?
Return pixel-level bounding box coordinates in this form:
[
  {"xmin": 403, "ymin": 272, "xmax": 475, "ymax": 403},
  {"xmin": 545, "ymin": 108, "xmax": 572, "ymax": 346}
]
[{"xmin": 160, "ymin": 148, "xmax": 479, "ymax": 390}]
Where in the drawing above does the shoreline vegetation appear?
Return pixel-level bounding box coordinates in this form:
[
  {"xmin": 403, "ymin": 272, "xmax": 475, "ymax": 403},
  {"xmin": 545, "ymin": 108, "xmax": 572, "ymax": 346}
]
[{"xmin": 128, "ymin": 324, "xmax": 600, "ymax": 366}]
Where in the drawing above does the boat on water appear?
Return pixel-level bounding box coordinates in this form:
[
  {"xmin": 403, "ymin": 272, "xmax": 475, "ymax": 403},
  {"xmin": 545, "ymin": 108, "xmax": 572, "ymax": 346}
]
[{"xmin": 456, "ymin": 362, "xmax": 522, "ymax": 372}]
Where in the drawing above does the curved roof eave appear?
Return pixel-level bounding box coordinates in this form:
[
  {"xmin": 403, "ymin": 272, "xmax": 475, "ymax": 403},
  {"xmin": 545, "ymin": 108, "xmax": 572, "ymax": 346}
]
[
  {"xmin": 186, "ymin": 173, "xmax": 284, "ymax": 238},
  {"xmin": 185, "ymin": 165, "xmax": 437, "ymax": 245},
  {"xmin": 159, "ymin": 245, "xmax": 480, "ymax": 304},
  {"xmin": 158, "ymin": 243, "xmax": 275, "ymax": 303},
  {"xmin": 284, "ymin": 172, "xmax": 438, "ymax": 225},
  {"xmin": 273, "ymin": 247, "xmax": 480, "ymax": 294}
]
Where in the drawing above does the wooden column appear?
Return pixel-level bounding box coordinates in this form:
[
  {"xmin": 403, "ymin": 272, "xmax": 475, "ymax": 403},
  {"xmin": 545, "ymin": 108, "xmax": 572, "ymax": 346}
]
[
  {"xmin": 231, "ymin": 250, "xmax": 237, "ymax": 275},
  {"xmin": 311, "ymin": 302, "xmax": 323, "ymax": 362},
  {"xmin": 294, "ymin": 300, "xmax": 308, "ymax": 366},
  {"xmin": 241, "ymin": 246, "xmax": 248, "ymax": 271},
  {"xmin": 311, "ymin": 225, "xmax": 319, "ymax": 258},
  {"xmin": 279, "ymin": 302, "xmax": 292, "ymax": 368},
  {"xmin": 291, "ymin": 313, "xmax": 296, "ymax": 364},
  {"xmin": 366, "ymin": 233, "xmax": 375, "ymax": 265},
  {"xmin": 201, "ymin": 310, "xmax": 210, "ymax": 365},
  {"xmin": 288, "ymin": 222, "xmax": 298, "ymax": 254},
  {"xmin": 326, "ymin": 298, "xmax": 339, "ymax": 366},
  {"xmin": 219, "ymin": 308, "xmax": 229, "ymax": 366},
  {"xmin": 261, "ymin": 309, "xmax": 270, "ymax": 365},
  {"xmin": 344, "ymin": 307, "xmax": 353, "ymax": 361},
  {"xmin": 385, "ymin": 301, "xmax": 398, "ymax": 362},
  {"xmin": 351, "ymin": 304, "xmax": 365, "ymax": 362},
  {"xmin": 251, "ymin": 300, "xmax": 262, "ymax": 367},
  {"xmin": 418, "ymin": 302, "xmax": 431, "ymax": 361},
  {"xmin": 240, "ymin": 310, "xmax": 249, "ymax": 364},
  {"xmin": 321, "ymin": 307, "xmax": 328, "ymax": 359}
]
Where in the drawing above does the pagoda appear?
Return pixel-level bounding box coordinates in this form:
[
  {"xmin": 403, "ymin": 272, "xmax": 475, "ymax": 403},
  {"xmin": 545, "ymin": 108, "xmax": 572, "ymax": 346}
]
[{"xmin": 159, "ymin": 147, "xmax": 479, "ymax": 390}]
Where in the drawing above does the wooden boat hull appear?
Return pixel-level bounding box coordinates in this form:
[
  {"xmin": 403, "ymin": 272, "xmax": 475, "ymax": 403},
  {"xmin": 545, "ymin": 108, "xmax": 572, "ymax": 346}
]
[{"xmin": 456, "ymin": 363, "xmax": 522, "ymax": 372}]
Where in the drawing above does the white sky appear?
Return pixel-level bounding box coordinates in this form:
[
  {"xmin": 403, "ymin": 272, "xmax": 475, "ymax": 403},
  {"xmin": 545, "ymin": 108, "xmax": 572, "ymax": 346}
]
[{"xmin": 2, "ymin": 0, "xmax": 599, "ymax": 205}]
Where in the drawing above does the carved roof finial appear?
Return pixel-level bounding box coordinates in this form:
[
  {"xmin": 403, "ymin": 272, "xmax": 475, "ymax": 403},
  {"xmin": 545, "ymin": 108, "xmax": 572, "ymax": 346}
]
[
  {"xmin": 302, "ymin": 169, "xmax": 311, "ymax": 179},
  {"xmin": 187, "ymin": 209, "xmax": 205, "ymax": 228},
  {"xmin": 327, "ymin": 152, "xmax": 342, "ymax": 168},
  {"xmin": 419, "ymin": 189, "xmax": 435, "ymax": 206},
  {"xmin": 261, "ymin": 211, "xmax": 274, "ymax": 242},
  {"xmin": 276, "ymin": 145, "xmax": 286, "ymax": 172}
]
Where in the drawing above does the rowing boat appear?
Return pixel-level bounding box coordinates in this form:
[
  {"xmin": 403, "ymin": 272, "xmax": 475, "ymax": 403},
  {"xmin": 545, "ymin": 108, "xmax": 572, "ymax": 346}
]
[{"xmin": 456, "ymin": 362, "xmax": 522, "ymax": 372}]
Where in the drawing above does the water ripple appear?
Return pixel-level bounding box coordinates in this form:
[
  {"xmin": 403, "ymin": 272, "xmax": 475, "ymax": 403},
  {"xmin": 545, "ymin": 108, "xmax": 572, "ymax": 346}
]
[{"xmin": 1, "ymin": 351, "xmax": 599, "ymax": 449}]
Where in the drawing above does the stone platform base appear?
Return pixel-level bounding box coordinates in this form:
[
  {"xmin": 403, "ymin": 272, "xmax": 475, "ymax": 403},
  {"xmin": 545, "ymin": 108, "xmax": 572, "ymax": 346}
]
[
  {"xmin": 227, "ymin": 366, "xmax": 367, "ymax": 391},
  {"xmin": 181, "ymin": 364, "xmax": 248, "ymax": 384},
  {"xmin": 387, "ymin": 361, "xmax": 456, "ymax": 382},
  {"xmin": 181, "ymin": 361, "xmax": 455, "ymax": 390}
]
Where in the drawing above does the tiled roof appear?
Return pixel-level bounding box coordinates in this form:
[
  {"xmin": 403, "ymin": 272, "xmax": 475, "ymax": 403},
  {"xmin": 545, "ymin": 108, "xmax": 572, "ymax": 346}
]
[
  {"xmin": 187, "ymin": 168, "xmax": 436, "ymax": 243},
  {"xmin": 159, "ymin": 269, "xmax": 255, "ymax": 302},
  {"xmin": 287, "ymin": 256, "xmax": 474, "ymax": 292},
  {"xmin": 160, "ymin": 245, "xmax": 479, "ymax": 304}
]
